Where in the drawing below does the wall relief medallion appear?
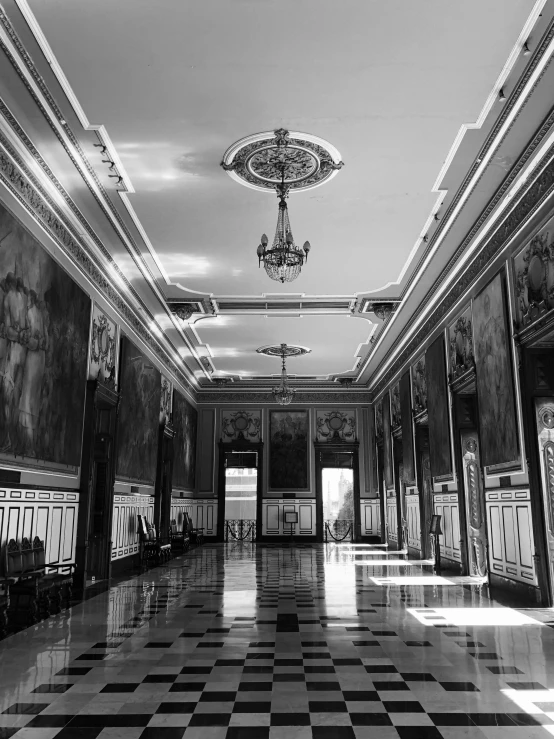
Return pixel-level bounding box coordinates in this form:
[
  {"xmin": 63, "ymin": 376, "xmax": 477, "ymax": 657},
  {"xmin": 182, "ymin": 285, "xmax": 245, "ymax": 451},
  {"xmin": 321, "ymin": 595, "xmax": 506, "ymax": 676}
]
[
  {"xmin": 89, "ymin": 304, "xmax": 117, "ymax": 388},
  {"xmin": 514, "ymin": 227, "xmax": 554, "ymax": 327},
  {"xmin": 466, "ymin": 460, "xmax": 481, "ymax": 530},
  {"xmin": 316, "ymin": 410, "xmax": 356, "ymax": 442},
  {"xmin": 222, "ymin": 410, "xmax": 261, "ymax": 442},
  {"xmin": 411, "ymin": 355, "xmax": 427, "ymax": 414},
  {"xmin": 160, "ymin": 376, "xmax": 172, "ymax": 424},
  {"xmin": 471, "ymin": 535, "xmax": 487, "ymax": 577},
  {"xmin": 465, "ymin": 438, "xmax": 477, "ymax": 454},
  {"xmin": 538, "ymin": 405, "xmax": 554, "ymax": 430},
  {"xmin": 449, "ymin": 307, "xmax": 474, "ymax": 379}
]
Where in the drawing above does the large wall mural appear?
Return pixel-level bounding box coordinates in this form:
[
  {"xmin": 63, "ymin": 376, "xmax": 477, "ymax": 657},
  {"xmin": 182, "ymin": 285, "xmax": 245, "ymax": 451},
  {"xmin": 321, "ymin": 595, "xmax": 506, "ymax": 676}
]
[
  {"xmin": 116, "ymin": 336, "xmax": 161, "ymax": 485},
  {"xmin": 172, "ymin": 390, "xmax": 197, "ymax": 491},
  {"xmin": 269, "ymin": 410, "xmax": 309, "ymax": 490},
  {"xmin": 316, "ymin": 410, "xmax": 356, "ymax": 442},
  {"xmin": 473, "ymin": 273, "xmax": 519, "ymax": 467},
  {"xmin": 0, "ymin": 203, "xmax": 90, "ymax": 471},
  {"xmin": 88, "ymin": 303, "xmax": 117, "ymax": 386},
  {"xmin": 426, "ymin": 335, "xmax": 452, "ymax": 478}
]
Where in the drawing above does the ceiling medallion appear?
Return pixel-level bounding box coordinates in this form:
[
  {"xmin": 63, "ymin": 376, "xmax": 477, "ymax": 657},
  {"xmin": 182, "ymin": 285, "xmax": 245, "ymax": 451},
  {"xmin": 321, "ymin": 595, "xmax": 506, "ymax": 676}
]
[
  {"xmin": 222, "ymin": 129, "xmax": 343, "ymax": 284},
  {"xmin": 221, "ymin": 129, "xmax": 343, "ymax": 193},
  {"xmin": 257, "ymin": 343, "xmax": 311, "ymax": 405}
]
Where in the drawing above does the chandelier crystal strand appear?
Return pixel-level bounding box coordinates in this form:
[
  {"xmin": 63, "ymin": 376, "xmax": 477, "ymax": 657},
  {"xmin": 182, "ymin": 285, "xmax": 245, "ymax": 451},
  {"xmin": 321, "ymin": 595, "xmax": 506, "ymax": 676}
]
[
  {"xmin": 257, "ymin": 175, "xmax": 310, "ymax": 284},
  {"xmin": 272, "ymin": 343, "xmax": 295, "ymax": 405}
]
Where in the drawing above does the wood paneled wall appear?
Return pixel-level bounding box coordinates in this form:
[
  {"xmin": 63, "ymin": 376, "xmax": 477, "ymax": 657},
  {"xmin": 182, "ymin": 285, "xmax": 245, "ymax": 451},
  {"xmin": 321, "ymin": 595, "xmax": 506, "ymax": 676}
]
[
  {"xmin": 0, "ymin": 488, "xmax": 79, "ymax": 569},
  {"xmin": 486, "ymin": 489, "xmax": 537, "ymax": 586},
  {"xmin": 361, "ymin": 501, "xmax": 380, "ymax": 537},
  {"xmin": 434, "ymin": 492, "xmax": 461, "ymax": 563},
  {"xmin": 262, "ymin": 500, "xmax": 316, "ymax": 536},
  {"xmin": 111, "ymin": 494, "xmax": 154, "ymax": 561}
]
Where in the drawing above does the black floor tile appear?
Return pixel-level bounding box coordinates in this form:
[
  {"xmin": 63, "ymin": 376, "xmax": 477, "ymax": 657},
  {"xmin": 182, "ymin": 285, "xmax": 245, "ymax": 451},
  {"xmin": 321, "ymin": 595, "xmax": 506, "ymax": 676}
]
[
  {"xmin": 350, "ymin": 713, "xmax": 392, "ymax": 726},
  {"xmin": 429, "ymin": 713, "xmax": 474, "ymax": 726},
  {"xmin": 440, "ymin": 681, "xmax": 479, "ymax": 691},
  {"xmin": 188, "ymin": 713, "xmax": 231, "ymax": 726},
  {"xmin": 200, "ymin": 691, "xmax": 237, "ymax": 702},
  {"xmin": 374, "ymin": 681, "xmax": 409, "ymax": 691},
  {"xmin": 233, "ymin": 701, "xmax": 271, "ymax": 712},
  {"xmin": 396, "ymin": 728, "xmax": 443, "ymax": 739},
  {"xmin": 56, "ymin": 667, "xmax": 92, "ymax": 676},
  {"xmin": 343, "ymin": 690, "xmax": 379, "ymax": 701},
  {"xmin": 100, "ymin": 683, "xmax": 140, "ymax": 692},
  {"xmin": 157, "ymin": 702, "xmax": 197, "ymax": 713},
  {"xmin": 382, "ymin": 701, "xmax": 425, "ymax": 713},
  {"xmin": 467, "ymin": 713, "xmax": 520, "ymax": 726},
  {"xmin": 401, "ymin": 673, "xmax": 436, "ymax": 682},
  {"xmin": 32, "ymin": 683, "xmax": 73, "ymax": 693},
  {"xmin": 270, "ymin": 713, "xmax": 311, "ymax": 725},
  {"xmin": 25, "ymin": 715, "xmax": 73, "ymax": 727},
  {"xmin": 238, "ymin": 681, "xmax": 273, "ymax": 691},
  {"xmin": 140, "ymin": 729, "xmax": 186, "ymax": 739},
  {"xmin": 309, "ymin": 701, "xmax": 347, "ymax": 712},
  {"xmin": 226, "ymin": 729, "xmax": 269, "ymax": 739},
  {"xmin": 143, "ymin": 674, "xmax": 178, "ymax": 683},
  {"xmin": 66, "ymin": 715, "xmax": 151, "ymax": 727},
  {"xmin": 312, "ymin": 728, "xmax": 356, "ymax": 739},
  {"xmin": 506, "ymin": 681, "xmax": 546, "ymax": 690},
  {"xmin": 53, "ymin": 730, "xmax": 103, "ymax": 739}
]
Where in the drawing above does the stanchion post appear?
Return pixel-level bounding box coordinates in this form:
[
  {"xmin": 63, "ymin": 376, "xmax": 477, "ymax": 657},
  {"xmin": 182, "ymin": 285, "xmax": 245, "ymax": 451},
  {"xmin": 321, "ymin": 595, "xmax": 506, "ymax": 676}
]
[{"xmin": 430, "ymin": 514, "xmax": 442, "ymax": 576}]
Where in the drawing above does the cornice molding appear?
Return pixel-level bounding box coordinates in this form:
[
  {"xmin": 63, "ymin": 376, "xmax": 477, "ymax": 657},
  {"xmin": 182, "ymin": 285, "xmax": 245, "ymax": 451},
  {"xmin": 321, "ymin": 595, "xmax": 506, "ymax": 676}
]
[
  {"xmin": 197, "ymin": 390, "xmax": 372, "ymax": 405},
  {"xmin": 0, "ymin": 127, "xmax": 196, "ymax": 401},
  {"xmin": 373, "ymin": 140, "xmax": 554, "ymax": 398}
]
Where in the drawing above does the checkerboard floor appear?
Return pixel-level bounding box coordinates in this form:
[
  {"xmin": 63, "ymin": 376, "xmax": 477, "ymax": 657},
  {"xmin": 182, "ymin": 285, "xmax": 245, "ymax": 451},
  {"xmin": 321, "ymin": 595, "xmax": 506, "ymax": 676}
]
[{"xmin": 1, "ymin": 543, "xmax": 554, "ymax": 738}]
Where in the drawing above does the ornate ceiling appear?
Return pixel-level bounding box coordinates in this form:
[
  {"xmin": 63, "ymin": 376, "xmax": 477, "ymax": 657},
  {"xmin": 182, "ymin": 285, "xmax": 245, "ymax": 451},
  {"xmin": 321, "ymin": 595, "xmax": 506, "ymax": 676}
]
[{"xmin": 10, "ymin": 0, "xmax": 544, "ymax": 389}]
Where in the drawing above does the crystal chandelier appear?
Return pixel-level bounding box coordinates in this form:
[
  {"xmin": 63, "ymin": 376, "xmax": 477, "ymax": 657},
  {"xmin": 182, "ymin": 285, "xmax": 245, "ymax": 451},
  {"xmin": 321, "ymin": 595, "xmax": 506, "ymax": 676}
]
[
  {"xmin": 257, "ymin": 174, "xmax": 310, "ymax": 284},
  {"xmin": 272, "ymin": 343, "xmax": 296, "ymax": 405}
]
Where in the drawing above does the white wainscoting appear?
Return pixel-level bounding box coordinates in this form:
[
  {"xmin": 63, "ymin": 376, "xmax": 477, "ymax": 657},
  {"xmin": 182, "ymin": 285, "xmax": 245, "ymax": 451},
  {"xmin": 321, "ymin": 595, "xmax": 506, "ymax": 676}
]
[
  {"xmin": 172, "ymin": 499, "xmax": 217, "ymax": 537},
  {"xmin": 361, "ymin": 500, "xmax": 380, "ymax": 537},
  {"xmin": 486, "ymin": 488, "xmax": 537, "ymax": 586},
  {"xmin": 434, "ymin": 493, "xmax": 461, "ymax": 562},
  {"xmin": 0, "ymin": 488, "xmax": 79, "ymax": 569},
  {"xmin": 386, "ymin": 498, "xmax": 397, "ymax": 544},
  {"xmin": 111, "ymin": 494, "xmax": 154, "ymax": 561},
  {"xmin": 262, "ymin": 500, "xmax": 316, "ymax": 536},
  {"xmin": 406, "ymin": 492, "xmax": 421, "ymax": 550}
]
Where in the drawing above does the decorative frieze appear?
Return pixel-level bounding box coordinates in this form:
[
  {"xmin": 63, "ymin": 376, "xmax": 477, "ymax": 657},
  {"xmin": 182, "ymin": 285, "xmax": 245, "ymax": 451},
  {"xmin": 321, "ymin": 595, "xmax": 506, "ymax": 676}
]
[{"xmin": 315, "ymin": 410, "xmax": 356, "ymax": 442}]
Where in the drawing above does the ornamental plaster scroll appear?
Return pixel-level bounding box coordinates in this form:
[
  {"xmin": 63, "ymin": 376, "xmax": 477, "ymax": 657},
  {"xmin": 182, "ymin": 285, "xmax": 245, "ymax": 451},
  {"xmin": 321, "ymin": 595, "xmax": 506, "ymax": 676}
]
[
  {"xmin": 221, "ymin": 410, "xmax": 261, "ymax": 442},
  {"xmin": 0, "ymin": 132, "xmax": 195, "ymax": 400},
  {"xmin": 513, "ymin": 222, "xmax": 554, "ymax": 327},
  {"xmin": 88, "ymin": 302, "xmax": 118, "ymax": 387},
  {"xmin": 315, "ymin": 410, "xmax": 356, "ymax": 442}
]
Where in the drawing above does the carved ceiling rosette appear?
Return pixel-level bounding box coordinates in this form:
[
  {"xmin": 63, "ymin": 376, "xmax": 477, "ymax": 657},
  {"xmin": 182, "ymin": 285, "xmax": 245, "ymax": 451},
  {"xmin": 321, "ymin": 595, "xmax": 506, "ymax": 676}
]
[
  {"xmin": 221, "ymin": 410, "xmax": 261, "ymax": 442},
  {"xmin": 316, "ymin": 410, "xmax": 356, "ymax": 442}
]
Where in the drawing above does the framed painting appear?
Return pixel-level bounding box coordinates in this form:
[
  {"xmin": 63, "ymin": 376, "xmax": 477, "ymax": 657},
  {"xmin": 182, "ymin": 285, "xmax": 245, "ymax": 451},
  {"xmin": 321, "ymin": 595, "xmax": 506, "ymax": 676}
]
[
  {"xmin": 172, "ymin": 389, "xmax": 197, "ymax": 491},
  {"xmin": 382, "ymin": 392, "xmax": 393, "ymax": 489},
  {"xmin": 425, "ymin": 335, "xmax": 452, "ymax": 478},
  {"xmin": 472, "ymin": 273, "xmax": 519, "ymax": 467},
  {"xmin": 0, "ymin": 202, "xmax": 91, "ymax": 472},
  {"xmin": 411, "ymin": 354, "xmax": 427, "ymax": 414},
  {"xmin": 400, "ymin": 370, "xmax": 415, "ymax": 483},
  {"xmin": 116, "ymin": 336, "xmax": 161, "ymax": 485},
  {"xmin": 269, "ymin": 410, "xmax": 309, "ymax": 490}
]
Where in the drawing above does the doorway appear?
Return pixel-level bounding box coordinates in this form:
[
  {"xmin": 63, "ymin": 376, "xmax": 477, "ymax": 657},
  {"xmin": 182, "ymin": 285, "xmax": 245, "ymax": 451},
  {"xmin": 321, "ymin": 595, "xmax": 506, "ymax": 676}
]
[
  {"xmin": 315, "ymin": 444, "xmax": 360, "ymax": 542},
  {"xmin": 217, "ymin": 443, "xmax": 263, "ymax": 542}
]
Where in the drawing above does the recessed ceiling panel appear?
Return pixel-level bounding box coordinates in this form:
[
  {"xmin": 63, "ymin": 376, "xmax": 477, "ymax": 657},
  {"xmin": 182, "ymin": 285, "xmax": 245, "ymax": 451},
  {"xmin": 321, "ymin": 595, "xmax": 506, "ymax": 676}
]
[{"xmin": 193, "ymin": 314, "xmax": 372, "ymax": 378}]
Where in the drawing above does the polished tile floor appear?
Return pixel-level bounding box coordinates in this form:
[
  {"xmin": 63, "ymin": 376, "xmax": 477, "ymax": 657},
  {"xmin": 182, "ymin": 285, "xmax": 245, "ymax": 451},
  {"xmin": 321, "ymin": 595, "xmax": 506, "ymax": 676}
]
[{"xmin": 1, "ymin": 543, "xmax": 554, "ymax": 738}]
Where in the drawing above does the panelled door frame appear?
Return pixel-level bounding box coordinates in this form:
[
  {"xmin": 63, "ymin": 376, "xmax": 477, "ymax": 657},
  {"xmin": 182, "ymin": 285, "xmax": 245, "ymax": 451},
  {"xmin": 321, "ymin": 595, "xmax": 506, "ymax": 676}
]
[
  {"xmin": 314, "ymin": 441, "xmax": 360, "ymax": 543},
  {"xmin": 217, "ymin": 440, "xmax": 264, "ymax": 542},
  {"xmin": 414, "ymin": 426, "xmax": 433, "ymax": 558}
]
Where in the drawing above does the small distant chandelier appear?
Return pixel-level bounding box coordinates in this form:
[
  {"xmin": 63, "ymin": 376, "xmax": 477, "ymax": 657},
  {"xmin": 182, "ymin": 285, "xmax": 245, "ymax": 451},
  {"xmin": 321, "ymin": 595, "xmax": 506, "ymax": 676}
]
[
  {"xmin": 257, "ymin": 173, "xmax": 310, "ymax": 284},
  {"xmin": 272, "ymin": 343, "xmax": 296, "ymax": 405}
]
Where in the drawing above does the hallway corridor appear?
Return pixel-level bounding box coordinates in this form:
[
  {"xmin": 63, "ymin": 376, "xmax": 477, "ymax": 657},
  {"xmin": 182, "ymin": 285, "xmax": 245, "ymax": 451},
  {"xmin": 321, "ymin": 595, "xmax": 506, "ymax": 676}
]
[{"xmin": 1, "ymin": 544, "xmax": 554, "ymax": 739}]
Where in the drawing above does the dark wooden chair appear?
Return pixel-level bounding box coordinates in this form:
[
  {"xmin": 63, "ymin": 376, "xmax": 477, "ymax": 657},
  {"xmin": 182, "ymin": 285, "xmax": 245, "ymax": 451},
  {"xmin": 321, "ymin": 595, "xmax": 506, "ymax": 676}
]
[
  {"xmin": 4, "ymin": 537, "xmax": 74, "ymax": 628},
  {"xmin": 137, "ymin": 515, "xmax": 171, "ymax": 566},
  {"xmin": 170, "ymin": 519, "xmax": 190, "ymax": 554},
  {"xmin": 184, "ymin": 513, "xmax": 204, "ymax": 547}
]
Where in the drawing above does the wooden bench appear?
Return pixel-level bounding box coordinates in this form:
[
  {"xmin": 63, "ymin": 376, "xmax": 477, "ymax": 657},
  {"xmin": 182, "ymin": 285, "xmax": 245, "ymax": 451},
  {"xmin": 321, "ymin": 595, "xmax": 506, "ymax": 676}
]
[
  {"xmin": 170, "ymin": 519, "xmax": 190, "ymax": 554},
  {"xmin": 184, "ymin": 513, "xmax": 204, "ymax": 547},
  {"xmin": 137, "ymin": 515, "xmax": 171, "ymax": 567},
  {"xmin": 3, "ymin": 537, "xmax": 74, "ymax": 628}
]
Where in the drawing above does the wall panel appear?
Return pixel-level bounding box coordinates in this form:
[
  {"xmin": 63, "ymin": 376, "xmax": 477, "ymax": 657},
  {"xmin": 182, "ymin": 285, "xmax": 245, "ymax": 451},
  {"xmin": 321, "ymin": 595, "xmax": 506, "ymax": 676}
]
[
  {"xmin": 406, "ymin": 491, "xmax": 421, "ymax": 550},
  {"xmin": 0, "ymin": 488, "xmax": 79, "ymax": 570},
  {"xmin": 262, "ymin": 500, "xmax": 316, "ymax": 536},
  {"xmin": 485, "ymin": 489, "xmax": 537, "ymax": 585},
  {"xmin": 434, "ymin": 493, "xmax": 461, "ymax": 562},
  {"xmin": 361, "ymin": 501, "xmax": 380, "ymax": 537}
]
